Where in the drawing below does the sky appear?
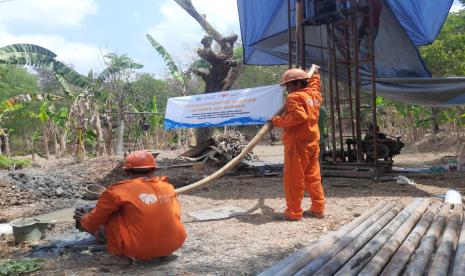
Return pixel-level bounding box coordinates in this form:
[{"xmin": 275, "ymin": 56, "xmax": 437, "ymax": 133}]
[
  {"xmin": 0, "ymin": 0, "xmax": 463, "ymax": 78},
  {"xmin": 0, "ymin": 0, "xmax": 240, "ymax": 77}
]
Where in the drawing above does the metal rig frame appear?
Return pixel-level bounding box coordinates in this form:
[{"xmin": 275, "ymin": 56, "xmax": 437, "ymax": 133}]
[{"xmin": 288, "ymin": 0, "xmax": 386, "ymax": 174}]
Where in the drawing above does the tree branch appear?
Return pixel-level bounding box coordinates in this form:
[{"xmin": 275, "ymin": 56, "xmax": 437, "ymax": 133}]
[
  {"xmin": 191, "ymin": 68, "xmax": 209, "ymax": 82},
  {"xmin": 197, "ymin": 48, "xmax": 226, "ymax": 64},
  {"xmin": 174, "ymin": 0, "xmax": 224, "ymax": 44},
  {"xmin": 222, "ymin": 60, "xmax": 244, "ymax": 91}
]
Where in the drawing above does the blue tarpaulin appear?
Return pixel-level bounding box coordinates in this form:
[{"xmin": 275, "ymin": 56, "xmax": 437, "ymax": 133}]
[{"xmin": 237, "ymin": 0, "xmax": 465, "ymax": 106}]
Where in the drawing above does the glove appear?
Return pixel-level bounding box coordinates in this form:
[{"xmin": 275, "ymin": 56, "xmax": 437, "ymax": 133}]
[{"xmin": 310, "ymin": 64, "xmax": 320, "ymax": 75}]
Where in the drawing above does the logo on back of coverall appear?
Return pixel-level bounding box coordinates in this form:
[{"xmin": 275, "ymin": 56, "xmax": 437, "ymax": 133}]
[
  {"xmin": 307, "ymin": 98, "xmax": 321, "ymax": 106},
  {"xmin": 139, "ymin": 193, "xmax": 157, "ymax": 205}
]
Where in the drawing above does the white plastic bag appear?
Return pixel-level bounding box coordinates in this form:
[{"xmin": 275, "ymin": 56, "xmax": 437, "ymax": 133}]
[{"xmin": 395, "ymin": 175, "xmax": 416, "ymax": 186}]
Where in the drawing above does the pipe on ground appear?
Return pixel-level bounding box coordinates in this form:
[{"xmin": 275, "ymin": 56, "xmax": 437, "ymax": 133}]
[
  {"xmin": 381, "ymin": 201, "xmax": 441, "ymax": 276},
  {"xmin": 259, "ymin": 201, "xmax": 387, "ymax": 276},
  {"xmin": 429, "ymin": 205, "xmax": 463, "ymax": 276},
  {"xmin": 452, "ymin": 205, "xmax": 465, "ymax": 276},
  {"xmin": 295, "ymin": 202, "xmax": 397, "ymax": 275},
  {"xmin": 311, "ymin": 203, "xmax": 404, "ymax": 276},
  {"xmin": 333, "ymin": 198, "xmax": 424, "ymax": 276},
  {"xmin": 404, "ymin": 204, "xmax": 452, "ymax": 276},
  {"xmin": 358, "ymin": 199, "xmax": 431, "ymax": 276}
]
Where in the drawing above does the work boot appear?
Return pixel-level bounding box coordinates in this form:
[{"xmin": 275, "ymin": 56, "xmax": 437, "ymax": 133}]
[
  {"xmin": 283, "ymin": 209, "xmax": 303, "ymax": 221},
  {"xmin": 304, "ymin": 211, "xmax": 325, "ymax": 219},
  {"xmin": 285, "ymin": 216, "xmax": 302, "ymax": 221},
  {"xmin": 272, "ymin": 213, "xmax": 302, "ymax": 221}
]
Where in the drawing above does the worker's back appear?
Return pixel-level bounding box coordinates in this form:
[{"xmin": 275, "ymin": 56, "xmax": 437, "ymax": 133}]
[
  {"xmin": 281, "ymin": 74, "xmax": 322, "ymax": 145},
  {"xmin": 81, "ymin": 176, "xmax": 187, "ymax": 260}
]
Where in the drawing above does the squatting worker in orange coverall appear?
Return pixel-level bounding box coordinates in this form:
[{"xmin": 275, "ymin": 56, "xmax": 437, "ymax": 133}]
[
  {"xmin": 271, "ymin": 65, "xmax": 325, "ymax": 220},
  {"xmin": 74, "ymin": 150, "xmax": 187, "ymax": 261}
]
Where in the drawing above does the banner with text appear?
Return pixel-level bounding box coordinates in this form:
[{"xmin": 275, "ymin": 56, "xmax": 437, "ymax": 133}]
[{"xmin": 164, "ymin": 85, "xmax": 283, "ymax": 129}]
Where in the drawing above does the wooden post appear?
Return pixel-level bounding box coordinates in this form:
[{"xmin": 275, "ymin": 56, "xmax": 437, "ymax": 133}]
[
  {"xmin": 94, "ymin": 107, "xmax": 106, "ymax": 156},
  {"xmin": 312, "ymin": 204, "xmax": 405, "ymax": 276},
  {"xmin": 333, "ymin": 199, "xmax": 424, "ymax": 276},
  {"xmin": 4, "ymin": 132, "xmax": 10, "ymax": 157},
  {"xmin": 259, "ymin": 201, "xmax": 387, "ymax": 276},
  {"xmin": 429, "ymin": 205, "xmax": 463, "ymax": 276},
  {"xmin": 381, "ymin": 201, "xmax": 441, "ymax": 276},
  {"xmin": 295, "ymin": 202, "xmax": 397, "ymax": 275},
  {"xmin": 404, "ymin": 204, "xmax": 452, "ymax": 276},
  {"xmin": 59, "ymin": 131, "xmax": 67, "ymax": 157},
  {"xmin": 53, "ymin": 132, "xmax": 60, "ymax": 159},
  {"xmin": 358, "ymin": 199, "xmax": 432, "ymax": 276},
  {"xmin": 43, "ymin": 125, "xmax": 50, "ymax": 159}
]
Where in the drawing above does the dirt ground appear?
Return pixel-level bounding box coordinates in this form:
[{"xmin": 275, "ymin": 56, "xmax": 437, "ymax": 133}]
[{"xmin": 1, "ymin": 145, "xmax": 464, "ymax": 275}]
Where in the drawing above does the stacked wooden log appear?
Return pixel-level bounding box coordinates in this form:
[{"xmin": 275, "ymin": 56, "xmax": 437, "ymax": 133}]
[{"xmin": 259, "ymin": 198, "xmax": 465, "ymax": 276}]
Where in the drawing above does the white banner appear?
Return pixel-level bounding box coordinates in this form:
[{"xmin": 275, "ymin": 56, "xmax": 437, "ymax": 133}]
[{"xmin": 164, "ymin": 85, "xmax": 283, "ymax": 129}]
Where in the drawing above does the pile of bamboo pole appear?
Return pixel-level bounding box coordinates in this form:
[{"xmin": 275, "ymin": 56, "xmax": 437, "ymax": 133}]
[{"xmin": 259, "ymin": 198, "xmax": 465, "ymax": 276}]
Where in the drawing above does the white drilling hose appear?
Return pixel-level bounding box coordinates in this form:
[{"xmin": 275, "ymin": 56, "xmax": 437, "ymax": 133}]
[{"xmin": 175, "ymin": 65, "xmax": 319, "ymax": 194}]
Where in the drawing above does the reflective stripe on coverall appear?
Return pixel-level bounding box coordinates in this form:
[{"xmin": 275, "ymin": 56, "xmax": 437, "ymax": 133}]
[
  {"xmin": 272, "ymin": 74, "xmax": 325, "ymax": 220},
  {"xmin": 80, "ymin": 176, "xmax": 187, "ymax": 260}
]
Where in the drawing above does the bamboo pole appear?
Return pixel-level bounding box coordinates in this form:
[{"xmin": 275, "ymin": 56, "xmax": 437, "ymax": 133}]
[
  {"xmin": 334, "ymin": 198, "xmax": 424, "ymax": 276},
  {"xmin": 358, "ymin": 199, "xmax": 432, "ymax": 276},
  {"xmin": 381, "ymin": 201, "xmax": 442, "ymax": 276},
  {"xmin": 404, "ymin": 204, "xmax": 452, "ymax": 276},
  {"xmin": 452, "ymin": 205, "xmax": 465, "ymax": 276},
  {"xmin": 295, "ymin": 202, "xmax": 397, "ymax": 275},
  {"xmin": 175, "ymin": 65, "xmax": 319, "ymax": 194},
  {"xmin": 429, "ymin": 205, "xmax": 464, "ymax": 276},
  {"xmin": 259, "ymin": 201, "xmax": 387, "ymax": 276},
  {"xmin": 313, "ymin": 204, "xmax": 405, "ymax": 276}
]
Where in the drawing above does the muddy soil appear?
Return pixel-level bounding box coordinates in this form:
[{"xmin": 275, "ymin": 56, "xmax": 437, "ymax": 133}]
[{"xmin": 1, "ymin": 145, "xmax": 464, "ymax": 275}]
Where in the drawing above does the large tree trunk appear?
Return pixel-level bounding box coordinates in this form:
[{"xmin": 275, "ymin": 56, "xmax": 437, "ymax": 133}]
[
  {"xmin": 196, "ymin": 128, "xmax": 214, "ymax": 146},
  {"xmin": 175, "ymin": 0, "xmax": 242, "ymax": 144}
]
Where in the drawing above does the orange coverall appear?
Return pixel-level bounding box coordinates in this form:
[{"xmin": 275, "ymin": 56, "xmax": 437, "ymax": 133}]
[
  {"xmin": 80, "ymin": 176, "xmax": 187, "ymax": 260},
  {"xmin": 272, "ymin": 74, "xmax": 325, "ymax": 220}
]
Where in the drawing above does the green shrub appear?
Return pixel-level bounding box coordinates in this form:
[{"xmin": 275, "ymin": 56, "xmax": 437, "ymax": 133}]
[
  {"xmin": 0, "ymin": 155, "xmax": 31, "ymax": 169},
  {"xmin": 0, "ymin": 258, "xmax": 44, "ymax": 276}
]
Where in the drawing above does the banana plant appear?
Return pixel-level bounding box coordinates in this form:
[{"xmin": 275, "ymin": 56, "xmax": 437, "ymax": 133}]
[
  {"xmin": 0, "ymin": 92, "xmax": 66, "ymax": 157},
  {"xmin": 146, "ymin": 34, "xmax": 184, "ymax": 84},
  {"xmin": 0, "ymin": 43, "xmax": 88, "ymax": 88},
  {"xmin": 98, "ymin": 53, "xmax": 143, "ymax": 155},
  {"xmin": 146, "ymin": 34, "xmax": 195, "ymax": 146},
  {"xmin": 97, "ymin": 53, "xmax": 143, "ymax": 84},
  {"xmin": 0, "ymin": 43, "xmax": 111, "ymax": 158},
  {"xmin": 146, "ymin": 34, "xmax": 201, "ymax": 99}
]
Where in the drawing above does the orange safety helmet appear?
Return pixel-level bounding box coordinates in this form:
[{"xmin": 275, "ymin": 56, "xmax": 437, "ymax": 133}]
[
  {"xmin": 123, "ymin": 150, "xmax": 157, "ymax": 170},
  {"xmin": 280, "ymin": 68, "xmax": 311, "ymax": 86}
]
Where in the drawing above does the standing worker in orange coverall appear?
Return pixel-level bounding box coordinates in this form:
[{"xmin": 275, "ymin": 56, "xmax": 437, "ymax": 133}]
[
  {"xmin": 272, "ymin": 65, "xmax": 325, "ymax": 220},
  {"xmin": 74, "ymin": 151, "xmax": 187, "ymax": 261}
]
